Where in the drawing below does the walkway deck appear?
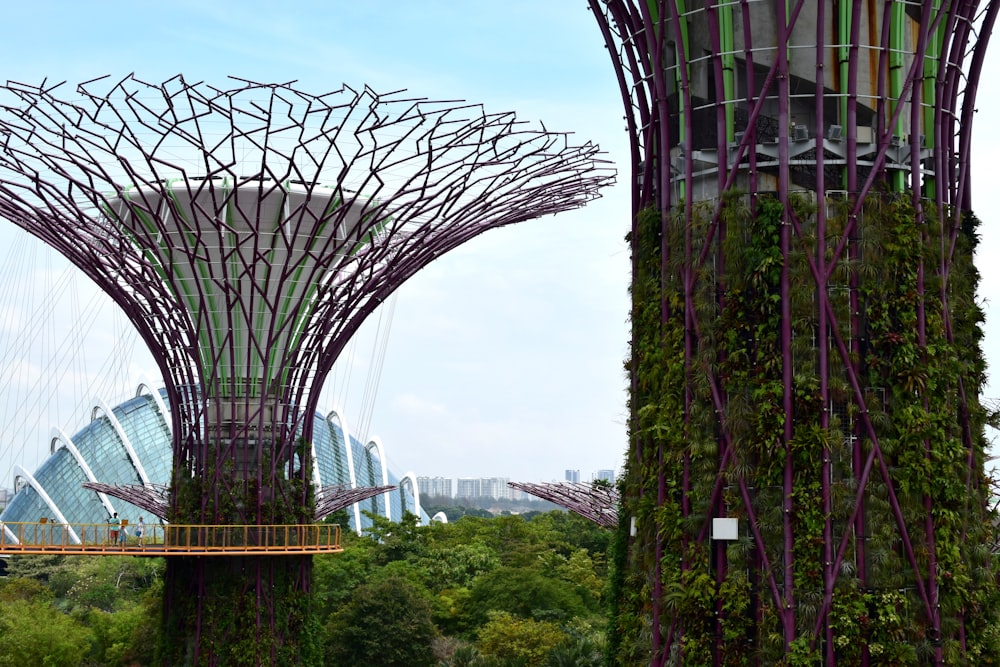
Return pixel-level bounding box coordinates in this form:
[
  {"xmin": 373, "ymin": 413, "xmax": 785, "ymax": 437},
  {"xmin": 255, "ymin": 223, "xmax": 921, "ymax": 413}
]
[{"xmin": 0, "ymin": 521, "xmax": 342, "ymax": 556}]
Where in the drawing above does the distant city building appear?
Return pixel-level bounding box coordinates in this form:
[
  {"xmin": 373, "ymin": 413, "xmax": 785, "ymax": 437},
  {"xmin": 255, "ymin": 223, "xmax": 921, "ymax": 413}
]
[
  {"xmin": 417, "ymin": 476, "xmax": 453, "ymax": 498},
  {"xmin": 595, "ymin": 469, "xmax": 615, "ymax": 484},
  {"xmin": 565, "ymin": 469, "xmax": 581, "ymax": 483},
  {"xmin": 455, "ymin": 477, "xmax": 513, "ymax": 500},
  {"xmin": 456, "ymin": 477, "xmax": 481, "ymax": 499},
  {"xmin": 482, "ymin": 477, "xmax": 510, "ymax": 500},
  {"xmin": 508, "ymin": 486, "xmax": 528, "ymax": 502}
]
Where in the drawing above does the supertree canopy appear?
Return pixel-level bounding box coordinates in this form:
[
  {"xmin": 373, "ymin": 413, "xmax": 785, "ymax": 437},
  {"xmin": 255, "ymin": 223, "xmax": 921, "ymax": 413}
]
[
  {"xmin": 0, "ymin": 74, "xmax": 613, "ymax": 665},
  {"xmin": 508, "ymin": 480, "xmax": 620, "ymax": 528},
  {"xmin": 589, "ymin": 2, "xmax": 1000, "ymax": 666}
]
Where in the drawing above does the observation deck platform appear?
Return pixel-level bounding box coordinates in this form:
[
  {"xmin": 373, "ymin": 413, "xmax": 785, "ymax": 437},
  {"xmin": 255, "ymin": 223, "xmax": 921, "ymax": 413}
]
[{"xmin": 0, "ymin": 521, "xmax": 342, "ymax": 556}]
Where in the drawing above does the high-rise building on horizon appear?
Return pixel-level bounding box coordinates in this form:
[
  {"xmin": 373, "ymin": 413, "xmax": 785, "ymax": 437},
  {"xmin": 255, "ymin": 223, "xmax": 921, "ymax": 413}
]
[
  {"xmin": 591, "ymin": 2, "xmax": 1000, "ymax": 664},
  {"xmin": 594, "ymin": 469, "xmax": 615, "ymax": 485},
  {"xmin": 454, "ymin": 476, "xmax": 520, "ymax": 501},
  {"xmin": 565, "ymin": 469, "xmax": 581, "ymax": 483},
  {"xmin": 481, "ymin": 477, "xmax": 510, "ymax": 500},
  {"xmin": 416, "ymin": 476, "xmax": 453, "ymax": 498},
  {"xmin": 456, "ymin": 477, "xmax": 482, "ymax": 499}
]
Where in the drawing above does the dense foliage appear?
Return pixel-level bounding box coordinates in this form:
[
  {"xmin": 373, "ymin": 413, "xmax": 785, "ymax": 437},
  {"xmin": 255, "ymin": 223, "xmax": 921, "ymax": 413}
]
[
  {"xmin": 0, "ymin": 555, "xmax": 161, "ymax": 666},
  {"xmin": 0, "ymin": 509, "xmax": 610, "ymax": 666},
  {"xmin": 161, "ymin": 442, "xmax": 317, "ymax": 666},
  {"xmin": 611, "ymin": 192, "xmax": 1000, "ymax": 665}
]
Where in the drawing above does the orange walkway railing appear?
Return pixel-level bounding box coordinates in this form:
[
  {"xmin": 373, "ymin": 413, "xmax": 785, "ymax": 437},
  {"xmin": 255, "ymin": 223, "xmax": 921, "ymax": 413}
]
[{"xmin": 0, "ymin": 521, "xmax": 341, "ymax": 556}]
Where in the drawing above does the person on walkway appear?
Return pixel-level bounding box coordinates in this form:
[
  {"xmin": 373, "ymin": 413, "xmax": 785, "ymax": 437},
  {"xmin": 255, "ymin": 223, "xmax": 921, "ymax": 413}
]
[
  {"xmin": 135, "ymin": 516, "xmax": 145, "ymax": 548},
  {"xmin": 108, "ymin": 512, "xmax": 120, "ymax": 545}
]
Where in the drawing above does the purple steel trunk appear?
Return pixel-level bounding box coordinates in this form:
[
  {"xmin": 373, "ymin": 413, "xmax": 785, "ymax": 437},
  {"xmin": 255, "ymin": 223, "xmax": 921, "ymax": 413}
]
[{"xmin": 590, "ymin": 2, "xmax": 1000, "ymax": 665}]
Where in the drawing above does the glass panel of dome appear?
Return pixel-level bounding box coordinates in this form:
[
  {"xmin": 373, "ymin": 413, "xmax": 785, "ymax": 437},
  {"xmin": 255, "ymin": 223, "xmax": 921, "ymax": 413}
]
[
  {"xmin": 75, "ymin": 418, "xmax": 139, "ymax": 485},
  {"xmin": 35, "ymin": 449, "xmax": 105, "ymax": 525},
  {"xmin": 2, "ymin": 486, "xmax": 48, "ymax": 524},
  {"xmin": 311, "ymin": 417, "xmax": 340, "ymax": 486},
  {"xmin": 328, "ymin": 418, "xmax": 350, "ymax": 481},
  {"xmin": 115, "ymin": 395, "xmax": 171, "ymax": 484}
]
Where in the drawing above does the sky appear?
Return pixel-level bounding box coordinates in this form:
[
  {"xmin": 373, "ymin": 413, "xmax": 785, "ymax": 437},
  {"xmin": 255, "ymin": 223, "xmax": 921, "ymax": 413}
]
[
  {"xmin": 2, "ymin": 2, "xmax": 1000, "ymax": 490},
  {"xmin": 0, "ymin": 1, "xmax": 631, "ymax": 486}
]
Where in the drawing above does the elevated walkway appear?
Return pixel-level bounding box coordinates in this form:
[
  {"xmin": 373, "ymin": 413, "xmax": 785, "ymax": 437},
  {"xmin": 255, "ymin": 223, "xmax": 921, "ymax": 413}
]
[{"xmin": 0, "ymin": 520, "xmax": 341, "ymax": 556}]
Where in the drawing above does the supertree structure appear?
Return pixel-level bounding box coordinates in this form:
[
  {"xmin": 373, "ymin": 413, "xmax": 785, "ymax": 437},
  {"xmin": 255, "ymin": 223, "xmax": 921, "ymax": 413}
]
[
  {"xmin": 508, "ymin": 480, "xmax": 620, "ymax": 527},
  {"xmin": 0, "ymin": 74, "xmax": 612, "ymax": 666},
  {"xmin": 589, "ymin": 2, "xmax": 1000, "ymax": 665}
]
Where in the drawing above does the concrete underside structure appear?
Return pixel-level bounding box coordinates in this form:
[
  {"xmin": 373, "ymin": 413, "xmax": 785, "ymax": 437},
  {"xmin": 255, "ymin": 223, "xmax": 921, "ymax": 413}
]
[
  {"xmin": 590, "ymin": 2, "xmax": 1000, "ymax": 665},
  {"xmin": 0, "ymin": 76, "xmax": 612, "ymax": 666}
]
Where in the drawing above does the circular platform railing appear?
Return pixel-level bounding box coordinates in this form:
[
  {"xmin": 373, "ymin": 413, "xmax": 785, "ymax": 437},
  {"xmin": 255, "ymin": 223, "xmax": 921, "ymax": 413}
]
[{"xmin": 0, "ymin": 520, "xmax": 341, "ymax": 556}]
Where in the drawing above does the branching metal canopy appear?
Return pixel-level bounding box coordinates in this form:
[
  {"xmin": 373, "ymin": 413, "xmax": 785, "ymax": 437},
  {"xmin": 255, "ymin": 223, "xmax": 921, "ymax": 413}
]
[
  {"xmin": 314, "ymin": 484, "xmax": 398, "ymax": 522},
  {"xmin": 508, "ymin": 481, "xmax": 619, "ymax": 528},
  {"xmin": 82, "ymin": 482, "xmax": 170, "ymax": 520}
]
